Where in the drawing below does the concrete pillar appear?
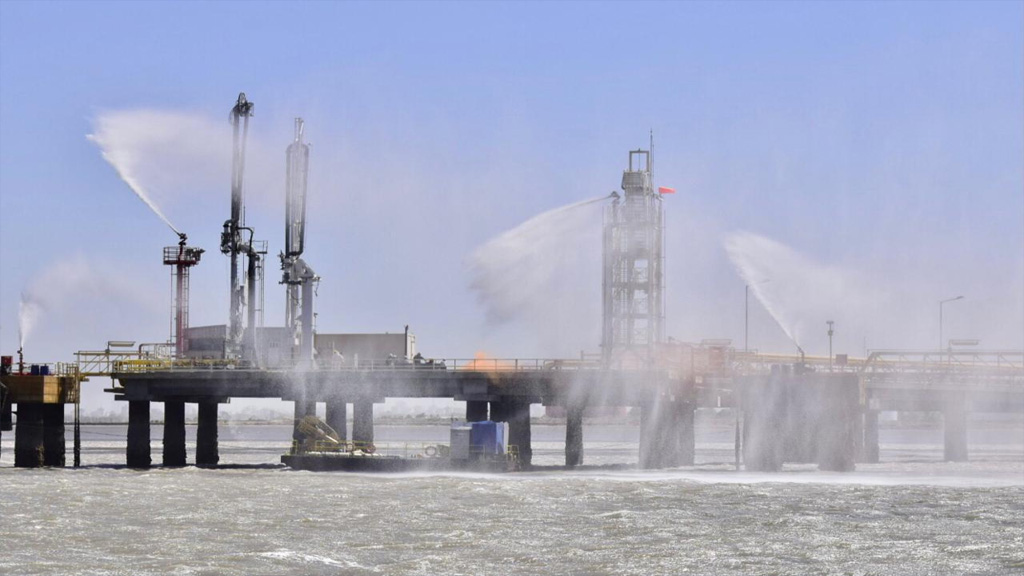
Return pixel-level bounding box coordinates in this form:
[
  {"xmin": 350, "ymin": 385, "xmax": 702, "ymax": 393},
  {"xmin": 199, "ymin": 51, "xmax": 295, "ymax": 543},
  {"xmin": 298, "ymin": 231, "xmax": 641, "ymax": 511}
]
[
  {"xmin": 742, "ymin": 380, "xmax": 785, "ymax": 472},
  {"xmin": 162, "ymin": 401, "xmax": 187, "ymax": 467},
  {"xmin": 42, "ymin": 404, "xmax": 65, "ymax": 467},
  {"xmin": 678, "ymin": 402, "xmax": 695, "ymax": 467},
  {"xmin": 816, "ymin": 375, "xmax": 858, "ymax": 472},
  {"xmin": 195, "ymin": 401, "xmax": 219, "ymax": 467},
  {"xmin": 506, "ymin": 397, "xmax": 532, "ymax": 468},
  {"xmin": 352, "ymin": 400, "xmax": 374, "ymax": 446},
  {"xmin": 126, "ymin": 400, "xmax": 152, "ymax": 468},
  {"xmin": 292, "ymin": 398, "xmax": 316, "ymax": 442},
  {"xmin": 325, "ymin": 400, "xmax": 347, "ymax": 442},
  {"xmin": 466, "ymin": 400, "xmax": 488, "ymax": 423},
  {"xmin": 944, "ymin": 393, "xmax": 968, "ymax": 462},
  {"xmin": 14, "ymin": 403, "xmax": 45, "ymax": 468},
  {"xmin": 863, "ymin": 409, "xmax": 880, "ymax": 464},
  {"xmin": 565, "ymin": 404, "xmax": 584, "ymax": 467}
]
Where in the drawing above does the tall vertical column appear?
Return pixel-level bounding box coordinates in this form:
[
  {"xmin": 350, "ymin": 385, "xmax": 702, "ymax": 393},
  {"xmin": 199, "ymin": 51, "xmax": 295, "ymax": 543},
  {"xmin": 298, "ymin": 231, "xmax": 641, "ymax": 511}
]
[
  {"xmin": 863, "ymin": 409, "xmax": 880, "ymax": 464},
  {"xmin": 326, "ymin": 400, "xmax": 347, "ymax": 442},
  {"xmin": 466, "ymin": 401, "xmax": 488, "ymax": 423},
  {"xmin": 489, "ymin": 399, "xmax": 508, "ymax": 423},
  {"xmin": 565, "ymin": 403, "xmax": 584, "ymax": 467},
  {"xmin": 742, "ymin": 379, "xmax": 785, "ymax": 472},
  {"xmin": 506, "ymin": 397, "xmax": 532, "ymax": 468},
  {"xmin": 816, "ymin": 375, "xmax": 858, "ymax": 472},
  {"xmin": 126, "ymin": 400, "xmax": 151, "ymax": 468},
  {"xmin": 42, "ymin": 404, "xmax": 65, "ymax": 467},
  {"xmin": 14, "ymin": 404, "xmax": 45, "ymax": 467},
  {"xmin": 678, "ymin": 402, "xmax": 695, "ymax": 467},
  {"xmin": 162, "ymin": 400, "xmax": 187, "ymax": 467},
  {"xmin": 292, "ymin": 398, "xmax": 316, "ymax": 443},
  {"xmin": 943, "ymin": 393, "xmax": 968, "ymax": 462},
  {"xmin": 195, "ymin": 401, "xmax": 219, "ymax": 467},
  {"xmin": 352, "ymin": 400, "xmax": 374, "ymax": 446}
]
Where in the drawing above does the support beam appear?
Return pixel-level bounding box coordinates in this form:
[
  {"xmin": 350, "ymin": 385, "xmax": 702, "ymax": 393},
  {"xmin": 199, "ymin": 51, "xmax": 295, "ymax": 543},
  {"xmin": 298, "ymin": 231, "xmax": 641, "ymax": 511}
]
[
  {"xmin": 466, "ymin": 400, "xmax": 488, "ymax": 423},
  {"xmin": 863, "ymin": 409, "xmax": 880, "ymax": 464},
  {"xmin": 42, "ymin": 404, "xmax": 65, "ymax": 467},
  {"xmin": 678, "ymin": 402, "xmax": 695, "ymax": 467},
  {"xmin": 352, "ymin": 400, "xmax": 374, "ymax": 446},
  {"xmin": 506, "ymin": 397, "xmax": 532, "ymax": 468},
  {"xmin": 195, "ymin": 401, "xmax": 219, "ymax": 467},
  {"xmin": 126, "ymin": 400, "xmax": 151, "ymax": 468},
  {"xmin": 565, "ymin": 404, "xmax": 584, "ymax": 467},
  {"xmin": 162, "ymin": 401, "xmax": 187, "ymax": 467},
  {"xmin": 325, "ymin": 400, "xmax": 347, "ymax": 442},
  {"xmin": 292, "ymin": 398, "xmax": 316, "ymax": 442},
  {"xmin": 944, "ymin": 393, "xmax": 968, "ymax": 462},
  {"xmin": 14, "ymin": 404, "xmax": 45, "ymax": 468},
  {"xmin": 816, "ymin": 375, "xmax": 858, "ymax": 472}
]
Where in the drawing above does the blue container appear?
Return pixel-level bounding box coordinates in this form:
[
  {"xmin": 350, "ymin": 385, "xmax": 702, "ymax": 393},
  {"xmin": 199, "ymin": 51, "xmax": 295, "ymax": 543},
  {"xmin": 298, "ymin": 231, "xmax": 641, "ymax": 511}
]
[
  {"xmin": 30, "ymin": 364, "xmax": 40, "ymax": 376},
  {"xmin": 39, "ymin": 365, "xmax": 50, "ymax": 376},
  {"xmin": 470, "ymin": 421, "xmax": 505, "ymax": 455}
]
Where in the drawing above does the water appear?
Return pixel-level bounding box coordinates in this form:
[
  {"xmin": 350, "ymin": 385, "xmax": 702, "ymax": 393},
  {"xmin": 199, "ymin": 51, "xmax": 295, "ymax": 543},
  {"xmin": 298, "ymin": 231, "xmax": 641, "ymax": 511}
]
[
  {"xmin": 468, "ymin": 196, "xmax": 607, "ymax": 325},
  {"xmin": 87, "ymin": 112, "xmax": 182, "ymax": 236},
  {"xmin": 2, "ymin": 421, "xmax": 1022, "ymax": 575},
  {"xmin": 17, "ymin": 296, "xmax": 39, "ymax": 350}
]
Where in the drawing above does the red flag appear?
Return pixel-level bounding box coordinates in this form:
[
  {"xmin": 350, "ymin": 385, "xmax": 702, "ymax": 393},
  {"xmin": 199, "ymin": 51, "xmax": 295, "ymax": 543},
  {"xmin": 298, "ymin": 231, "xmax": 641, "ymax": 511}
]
[{"xmin": 658, "ymin": 187, "xmax": 676, "ymax": 194}]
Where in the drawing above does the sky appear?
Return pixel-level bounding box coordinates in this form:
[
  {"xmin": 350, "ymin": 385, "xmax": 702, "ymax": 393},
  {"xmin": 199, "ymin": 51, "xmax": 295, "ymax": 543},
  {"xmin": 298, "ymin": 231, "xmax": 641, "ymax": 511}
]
[{"xmin": 1, "ymin": 1, "xmax": 1022, "ymax": 411}]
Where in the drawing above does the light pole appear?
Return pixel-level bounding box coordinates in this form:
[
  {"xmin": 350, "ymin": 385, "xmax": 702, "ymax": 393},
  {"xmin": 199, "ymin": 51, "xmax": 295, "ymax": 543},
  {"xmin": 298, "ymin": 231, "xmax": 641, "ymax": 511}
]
[
  {"xmin": 939, "ymin": 296, "xmax": 964, "ymax": 352},
  {"xmin": 826, "ymin": 320, "xmax": 834, "ymax": 372}
]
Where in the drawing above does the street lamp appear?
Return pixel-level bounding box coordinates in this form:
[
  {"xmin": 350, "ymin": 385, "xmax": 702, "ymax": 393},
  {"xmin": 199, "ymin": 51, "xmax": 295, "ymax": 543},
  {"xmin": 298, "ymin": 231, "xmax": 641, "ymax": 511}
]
[
  {"xmin": 744, "ymin": 279, "xmax": 771, "ymax": 354},
  {"xmin": 939, "ymin": 296, "xmax": 964, "ymax": 352},
  {"xmin": 826, "ymin": 320, "xmax": 835, "ymax": 372}
]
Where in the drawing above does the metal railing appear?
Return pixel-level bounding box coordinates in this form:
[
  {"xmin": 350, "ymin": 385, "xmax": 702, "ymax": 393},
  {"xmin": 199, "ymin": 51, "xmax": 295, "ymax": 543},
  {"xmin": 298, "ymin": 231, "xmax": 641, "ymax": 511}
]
[{"xmin": 111, "ymin": 357, "xmax": 609, "ymax": 374}]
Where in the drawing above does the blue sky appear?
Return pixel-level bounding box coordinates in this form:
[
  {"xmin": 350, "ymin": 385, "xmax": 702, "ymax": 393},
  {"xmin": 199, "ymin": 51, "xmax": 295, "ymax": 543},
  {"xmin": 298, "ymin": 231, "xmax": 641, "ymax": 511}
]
[{"xmin": 1, "ymin": 0, "xmax": 1021, "ymax": 389}]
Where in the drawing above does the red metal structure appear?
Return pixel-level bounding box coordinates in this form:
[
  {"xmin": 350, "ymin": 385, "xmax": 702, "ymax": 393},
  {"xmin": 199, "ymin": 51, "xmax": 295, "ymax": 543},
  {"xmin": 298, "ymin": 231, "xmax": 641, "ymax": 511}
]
[{"xmin": 163, "ymin": 236, "xmax": 204, "ymax": 357}]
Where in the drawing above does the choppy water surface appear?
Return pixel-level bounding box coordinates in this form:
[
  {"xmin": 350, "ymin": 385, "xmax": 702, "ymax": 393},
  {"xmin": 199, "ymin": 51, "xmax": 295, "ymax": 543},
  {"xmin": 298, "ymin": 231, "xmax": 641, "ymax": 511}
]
[{"xmin": 2, "ymin": 423, "xmax": 1022, "ymax": 575}]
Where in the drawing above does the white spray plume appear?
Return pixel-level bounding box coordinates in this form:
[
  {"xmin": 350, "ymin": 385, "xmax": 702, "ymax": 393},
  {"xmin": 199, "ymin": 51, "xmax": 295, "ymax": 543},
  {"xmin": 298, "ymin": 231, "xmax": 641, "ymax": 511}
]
[
  {"xmin": 86, "ymin": 109, "xmax": 243, "ymax": 236},
  {"xmin": 16, "ymin": 255, "xmax": 160, "ymax": 351},
  {"xmin": 467, "ymin": 196, "xmax": 607, "ymax": 351},
  {"xmin": 724, "ymin": 231, "xmax": 879, "ymax": 352}
]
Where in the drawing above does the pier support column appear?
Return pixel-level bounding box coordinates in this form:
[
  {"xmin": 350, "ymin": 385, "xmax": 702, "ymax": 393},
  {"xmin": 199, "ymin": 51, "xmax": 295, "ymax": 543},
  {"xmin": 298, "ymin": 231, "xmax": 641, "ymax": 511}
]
[
  {"xmin": 863, "ymin": 409, "xmax": 880, "ymax": 464},
  {"xmin": 292, "ymin": 398, "xmax": 316, "ymax": 443},
  {"xmin": 126, "ymin": 400, "xmax": 152, "ymax": 468},
  {"xmin": 506, "ymin": 397, "xmax": 532, "ymax": 468},
  {"xmin": 162, "ymin": 401, "xmax": 186, "ymax": 467},
  {"xmin": 943, "ymin": 393, "xmax": 968, "ymax": 462},
  {"xmin": 742, "ymin": 380, "xmax": 785, "ymax": 472},
  {"xmin": 565, "ymin": 404, "xmax": 584, "ymax": 467},
  {"xmin": 489, "ymin": 400, "xmax": 507, "ymax": 423},
  {"xmin": 466, "ymin": 401, "xmax": 488, "ymax": 423},
  {"xmin": 14, "ymin": 404, "xmax": 45, "ymax": 468},
  {"xmin": 42, "ymin": 404, "xmax": 65, "ymax": 467},
  {"xmin": 678, "ymin": 402, "xmax": 695, "ymax": 467},
  {"xmin": 352, "ymin": 400, "xmax": 374, "ymax": 446},
  {"xmin": 816, "ymin": 375, "xmax": 858, "ymax": 472},
  {"xmin": 195, "ymin": 401, "xmax": 219, "ymax": 467},
  {"xmin": 326, "ymin": 401, "xmax": 347, "ymax": 442}
]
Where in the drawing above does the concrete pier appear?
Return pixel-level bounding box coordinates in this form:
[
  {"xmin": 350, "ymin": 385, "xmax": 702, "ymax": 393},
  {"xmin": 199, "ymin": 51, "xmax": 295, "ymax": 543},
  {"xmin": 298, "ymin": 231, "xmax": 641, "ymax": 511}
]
[
  {"xmin": 42, "ymin": 404, "xmax": 65, "ymax": 467},
  {"xmin": 565, "ymin": 404, "xmax": 584, "ymax": 467},
  {"xmin": 325, "ymin": 400, "xmax": 347, "ymax": 441},
  {"xmin": 862, "ymin": 410, "xmax": 880, "ymax": 463},
  {"xmin": 292, "ymin": 398, "xmax": 316, "ymax": 442},
  {"xmin": 466, "ymin": 400, "xmax": 488, "ymax": 423},
  {"xmin": 677, "ymin": 402, "xmax": 695, "ymax": 466},
  {"xmin": 195, "ymin": 401, "xmax": 219, "ymax": 467},
  {"xmin": 352, "ymin": 400, "xmax": 374, "ymax": 445},
  {"xmin": 14, "ymin": 404, "xmax": 45, "ymax": 468},
  {"xmin": 163, "ymin": 400, "xmax": 187, "ymax": 467},
  {"xmin": 742, "ymin": 380, "xmax": 786, "ymax": 472},
  {"xmin": 505, "ymin": 397, "xmax": 532, "ymax": 467},
  {"xmin": 815, "ymin": 377, "xmax": 858, "ymax": 472},
  {"xmin": 944, "ymin": 393, "xmax": 968, "ymax": 462},
  {"xmin": 126, "ymin": 400, "xmax": 151, "ymax": 468}
]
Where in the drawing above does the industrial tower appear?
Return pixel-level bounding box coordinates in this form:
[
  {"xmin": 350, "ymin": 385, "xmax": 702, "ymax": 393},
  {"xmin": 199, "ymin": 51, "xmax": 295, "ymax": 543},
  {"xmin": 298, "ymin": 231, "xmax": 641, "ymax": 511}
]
[
  {"xmin": 163, "ymin": 235, "xmax": 204, "ymax": 357},
  {"xmin": 601, "ymin": 145, "xmax": 665, "ymax": 367},
  {"xmin": 280, "ymin": 118, "xmax": 318, "ymax": 368}
]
